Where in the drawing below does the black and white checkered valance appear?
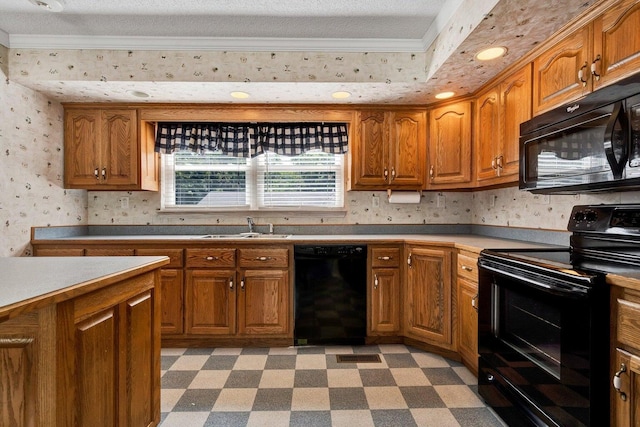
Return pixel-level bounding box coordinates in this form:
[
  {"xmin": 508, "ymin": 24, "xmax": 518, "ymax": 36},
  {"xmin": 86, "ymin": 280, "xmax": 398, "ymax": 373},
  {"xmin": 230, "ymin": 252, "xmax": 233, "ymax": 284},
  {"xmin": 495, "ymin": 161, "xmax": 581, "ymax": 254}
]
[{"xmin": 155, "ymin": 122, "xmax": 349, "ymax": 158}]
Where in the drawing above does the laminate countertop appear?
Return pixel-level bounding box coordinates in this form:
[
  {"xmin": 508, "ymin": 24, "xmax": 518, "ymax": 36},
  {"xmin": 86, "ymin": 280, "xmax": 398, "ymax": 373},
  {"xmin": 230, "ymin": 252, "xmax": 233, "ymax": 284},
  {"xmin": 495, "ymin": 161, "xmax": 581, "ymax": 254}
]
[{"xmin": 0, "ymin": 256, "xmax": 169, "ymax": 322}]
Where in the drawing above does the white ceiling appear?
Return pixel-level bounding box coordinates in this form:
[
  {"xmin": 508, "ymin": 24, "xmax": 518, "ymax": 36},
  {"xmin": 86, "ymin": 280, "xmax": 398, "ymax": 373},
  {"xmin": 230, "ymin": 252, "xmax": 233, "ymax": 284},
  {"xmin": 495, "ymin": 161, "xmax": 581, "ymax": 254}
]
[{"xmin": 0, "ymin": 0, "xmax": 595, "ymax": 104}]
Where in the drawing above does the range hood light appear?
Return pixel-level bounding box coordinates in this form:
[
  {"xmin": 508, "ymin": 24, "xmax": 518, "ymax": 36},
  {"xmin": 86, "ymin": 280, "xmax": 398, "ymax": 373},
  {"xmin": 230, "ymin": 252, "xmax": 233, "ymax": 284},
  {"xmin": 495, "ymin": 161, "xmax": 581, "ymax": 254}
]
[
  {"xmin": 476, "ymin": 46, "xmax": 507, "ymax": 61},
  {"xmin": 230, "ymin": 91, "xmax": 250, "ymax": 99},
  {"xmin": 27, "ymin": 0, "xmax": 64, "ymax": 12},
  {"xmin": 435, "ymin": 91, "xmax": 455, "ymax": 100}
]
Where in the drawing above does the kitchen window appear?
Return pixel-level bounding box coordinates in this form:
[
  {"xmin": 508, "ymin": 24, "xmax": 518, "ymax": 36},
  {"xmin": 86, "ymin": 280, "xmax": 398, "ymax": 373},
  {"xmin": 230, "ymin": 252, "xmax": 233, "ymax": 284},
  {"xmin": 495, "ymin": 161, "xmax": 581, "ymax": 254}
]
[
  {"xmin": 161, "ymin": 150, "xmax": 345, "ymax": 211},
  {"xmin": 156, "ymin": 121, "xmax": 348, "ymax": 212}
]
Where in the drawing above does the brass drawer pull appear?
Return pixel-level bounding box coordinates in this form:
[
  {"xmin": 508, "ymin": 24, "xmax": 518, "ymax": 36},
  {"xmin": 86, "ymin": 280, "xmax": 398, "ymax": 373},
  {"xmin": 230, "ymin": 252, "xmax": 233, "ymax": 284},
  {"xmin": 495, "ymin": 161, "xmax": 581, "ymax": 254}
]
[
  {"xmin": 255, "ymin": 256, "xmax": 273, "ymax": 261},
  {"xmin": 461, "ymin": 265, "xmax": 473, "ymax": 272},
  {"xmin": 377, "ymin": 256, "xmax": 392, "ymax": 261},
  {"xmin": 205, "ymin": 256, "xmax": 219, "ymax": 261}
]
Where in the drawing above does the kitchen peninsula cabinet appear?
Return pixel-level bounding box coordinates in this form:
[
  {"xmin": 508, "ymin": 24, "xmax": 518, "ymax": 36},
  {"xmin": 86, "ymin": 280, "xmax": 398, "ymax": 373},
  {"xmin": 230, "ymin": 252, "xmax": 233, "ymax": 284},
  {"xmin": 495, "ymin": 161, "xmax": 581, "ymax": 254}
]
[
  {"xmin": 350, "ymin": 109, "xmax": 427, "ymax": 190},
  {"xmin": 533, "ymin": 0, "xmax": 640, "ymax": 114},
  {"xmin": 368, "ymin": 245, "xmax": 402, "ymax": 336},
  {"xmin": 64, "ymin": 107, "xmax": 159, "ymax": 191},
  {"xmin": 455, "ymin": 250, "xmax": 479, "ymax": 375},
  {"xmin": 475, "ymin": 64, "xmax": 531, "ymax": 186},
  {"xmin": 426, "ymin": 101, "xmax": 473, "ymax": 189},
  {"xmin": 404, "ymin": 245, "xmax": 453, "ymax": 350},
  {"xmin": 0, "ymin": 256, "xmax": 166, "ymax": 427}
]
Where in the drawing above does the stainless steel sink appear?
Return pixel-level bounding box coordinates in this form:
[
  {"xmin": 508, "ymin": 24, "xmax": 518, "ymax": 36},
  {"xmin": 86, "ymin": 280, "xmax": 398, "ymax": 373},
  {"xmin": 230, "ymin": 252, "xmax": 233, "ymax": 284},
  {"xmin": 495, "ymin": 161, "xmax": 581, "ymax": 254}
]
[{"xmin": 196, "ymin": 233, "xmax": 291, "ymax": 239}]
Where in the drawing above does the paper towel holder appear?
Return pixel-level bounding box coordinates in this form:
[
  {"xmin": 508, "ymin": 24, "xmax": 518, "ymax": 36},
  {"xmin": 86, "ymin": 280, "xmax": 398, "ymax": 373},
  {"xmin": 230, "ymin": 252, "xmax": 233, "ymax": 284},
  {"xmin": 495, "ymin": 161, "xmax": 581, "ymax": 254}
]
[{"xmin": 386, "ymin": 189, "xmax": 422, "ymax": 199}]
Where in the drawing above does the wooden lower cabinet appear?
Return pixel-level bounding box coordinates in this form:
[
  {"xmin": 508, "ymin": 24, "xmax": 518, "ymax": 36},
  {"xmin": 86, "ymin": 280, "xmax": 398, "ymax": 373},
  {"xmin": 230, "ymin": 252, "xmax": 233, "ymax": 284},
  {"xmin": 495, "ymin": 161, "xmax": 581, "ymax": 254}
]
[
  {"xmin": 186, "ymin": 269, "xmax": 236, "ymax": 335},
  {"xmin": 611, "ymin": 284, "xmax": 640, "ymax": 426},
  {"xmin": 456, "ymin": 251, "xmax": 479, "ymax": 375},
  {"xmin": 237, "ymin": 268, "xmax": 289, "ymax": 335},
  {"xmin": 369, "ymin": 246, "xmax": 402, "ymax": 335},
  {"xmin": 404, "ymin": 245, "xmax": 453, "ymax": 349}
]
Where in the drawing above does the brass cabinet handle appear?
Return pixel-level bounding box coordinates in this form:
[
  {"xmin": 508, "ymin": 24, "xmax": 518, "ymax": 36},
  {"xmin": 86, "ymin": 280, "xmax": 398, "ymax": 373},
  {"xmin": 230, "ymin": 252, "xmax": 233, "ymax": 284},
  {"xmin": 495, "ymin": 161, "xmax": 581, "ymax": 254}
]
[
  {"xmin": 205, "ymin": 256, "xmax": 219, "ymax": 261},
  {"xmin": 240, "ymin": 278, "xmax": 245, "ymax": 290},
  {"xmin": 255, "ymin": 256, "xmax": 272, "ymax": 261},
  {"xmin": 407, "ymin": 252, "xmax": 412, "ymax": 268},
  {"xmin": 613, "ymin": 363, "xmax": 627, "ymax": 401},
  {"xmin": 390, "ymin": 167, "xmax": 396, "ymax": 180},
  {"xmin": 429, "ymin": 165, "xmax": 434, "ymax": 180},
  {"xmin": 229, "ymin": 278, "xmax": 234, "ymax": 290},
  {"xmin": 377, "ymin": 256, "xmax": 392, "ymax": 261},
  {"xmin": 383, "ymin": 168, "xmax": 389, "ymax": 182},
  {"xmin": 471, "ymin": 293, "xmax": 479, "ymax": 312},
  {"xmin": 591, "ymin": 55, "xmax": 601, "ymax": 81},
  {"xmin": 461, "ymin": 265, "xmax": 473, "ymax": 272},
  {"xmin": 94, "ymin": 168, "xmax": 100, "ymax": 180},
  {"xmin": 101, "ymin": 167, "xmax": 106, "ymax": 180},
  {"xmin": 374, "ymin": 274, "xmax": 379, "ymax": 290},
  {"xmin": 578, "ymin": 62, "xmax": 589, "ymax": 86}
]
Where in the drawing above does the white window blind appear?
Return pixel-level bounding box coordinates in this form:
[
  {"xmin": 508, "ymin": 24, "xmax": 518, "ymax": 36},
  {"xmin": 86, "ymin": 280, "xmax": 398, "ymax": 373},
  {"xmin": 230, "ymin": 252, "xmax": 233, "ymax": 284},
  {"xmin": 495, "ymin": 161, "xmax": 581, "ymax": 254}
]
[{"xmin": 161, "ymin": 150, "xmax": 344, "ymax": 211}]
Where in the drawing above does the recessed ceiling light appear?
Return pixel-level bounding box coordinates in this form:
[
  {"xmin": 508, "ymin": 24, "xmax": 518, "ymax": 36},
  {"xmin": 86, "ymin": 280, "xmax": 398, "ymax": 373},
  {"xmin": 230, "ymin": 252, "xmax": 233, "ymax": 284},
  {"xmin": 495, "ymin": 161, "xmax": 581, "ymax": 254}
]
[
  {"xmin": 476, "ymin": 46, "xmax": 507, "ymax": 61},
  {"xmin": 332, "ymin": 91, "xmax": 351, "ymax": 99},
  {"xmin": 230, "ymin": 91, "xmax": 250, "ymax": 99},
  {"xmin": 435, "ymin": 91, "xmax": 455, "ymax": 100},
  {"xmin": 128, "ymin": 90, "xmax": 149, "ymax": 98},
  {"xmin": 27, "ymin": 0, "xmax": 64, "ymax": 12}
]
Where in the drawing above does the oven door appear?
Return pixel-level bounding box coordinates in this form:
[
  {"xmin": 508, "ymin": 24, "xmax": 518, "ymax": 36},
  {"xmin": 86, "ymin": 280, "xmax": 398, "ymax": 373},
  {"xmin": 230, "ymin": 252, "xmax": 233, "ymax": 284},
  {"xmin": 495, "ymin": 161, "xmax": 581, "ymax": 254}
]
[{"xmin": 477, "ymin": 255, "xmax": 609, "ymax": 427}]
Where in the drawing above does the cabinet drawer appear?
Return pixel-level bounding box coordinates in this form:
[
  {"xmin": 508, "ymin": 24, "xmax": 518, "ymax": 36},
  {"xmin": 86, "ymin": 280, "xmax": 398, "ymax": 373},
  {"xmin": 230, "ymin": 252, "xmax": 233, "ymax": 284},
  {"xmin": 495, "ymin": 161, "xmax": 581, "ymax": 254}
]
[
  {"xmin": 238, "ymin": 248, "xmax": 289, "ymax": 268},
  {"xmin": 136, "ymin": 248, "xmax": 183, "ymax": 268},
  {"xmin": 371, "ymin": 247, "xmax": 401, "ymax": 268},
  {"xmin": 616, "ymin": 296, "xmax": 640, "ymax": 352},
  {"xmin": 85, "ymin": 248, "xmax": 135, "ymax": 256},
  {"xmin": 457, "ymin": 252, "xmax": 479, "ymax": 281},
  {"xmin": 186, "ymin": 248, "xmax": 236, "ymax": 268}
]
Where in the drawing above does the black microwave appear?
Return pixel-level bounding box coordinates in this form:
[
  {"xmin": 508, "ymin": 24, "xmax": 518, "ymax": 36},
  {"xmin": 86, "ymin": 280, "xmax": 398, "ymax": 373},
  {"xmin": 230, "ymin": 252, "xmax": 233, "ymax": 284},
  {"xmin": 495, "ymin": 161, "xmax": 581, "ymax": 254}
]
[{"xmin": 520, "ymin": 73, "xmax": 640, "ymax": 194}]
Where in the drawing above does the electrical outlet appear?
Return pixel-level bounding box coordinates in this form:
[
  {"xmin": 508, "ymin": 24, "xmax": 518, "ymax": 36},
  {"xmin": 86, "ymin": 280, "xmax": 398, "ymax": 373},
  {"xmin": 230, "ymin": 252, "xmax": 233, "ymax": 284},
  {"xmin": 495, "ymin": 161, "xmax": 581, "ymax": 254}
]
[
  {"xmin": 489, "ymin": 195, "xmax": 497, "ymax": 207},
  {"xmin": 436, "ymin": 194, "xmax": 445, "ymax": 208},
  {"xmin": 120, "ymin": 197, "xmax": 129, "ymax": 209},
  {"xmin": 372, "ymin": 195, "xmax": 379, "ymax": 208}
]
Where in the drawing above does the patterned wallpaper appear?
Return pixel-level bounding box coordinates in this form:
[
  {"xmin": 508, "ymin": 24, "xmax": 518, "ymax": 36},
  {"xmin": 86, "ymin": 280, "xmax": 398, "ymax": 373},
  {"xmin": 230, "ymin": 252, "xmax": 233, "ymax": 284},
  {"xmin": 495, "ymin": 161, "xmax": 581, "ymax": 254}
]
[{"xmin": 0, "ymin": 44, "xmax": 87, "ymax": 257}]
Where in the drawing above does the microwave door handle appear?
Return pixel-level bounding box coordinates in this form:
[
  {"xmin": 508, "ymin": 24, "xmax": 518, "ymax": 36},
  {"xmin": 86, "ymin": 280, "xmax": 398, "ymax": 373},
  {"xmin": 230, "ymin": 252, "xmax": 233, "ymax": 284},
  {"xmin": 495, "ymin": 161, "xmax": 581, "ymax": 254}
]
[{"xmin": 604, "ymin": 101, "xmax": 629, "ymax": 179}]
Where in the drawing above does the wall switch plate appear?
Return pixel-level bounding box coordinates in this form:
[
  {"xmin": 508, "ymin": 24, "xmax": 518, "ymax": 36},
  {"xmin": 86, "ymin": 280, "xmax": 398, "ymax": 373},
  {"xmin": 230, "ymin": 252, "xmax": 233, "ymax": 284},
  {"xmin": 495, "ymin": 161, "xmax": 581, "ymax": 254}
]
[
  {"xmin": 489, "ymin": 195, "xmax": 497, "ymax": 207},
  {"xmin": 372, "ymin": 195, "xmax": 379, "ymax": 208},
  {"xmin": 120, "ymin": 197, "xmax": 129, "ymax": 209},
  {"xmin": 436, "ymin": 194, "xmax": 445, "ymax": 208}
]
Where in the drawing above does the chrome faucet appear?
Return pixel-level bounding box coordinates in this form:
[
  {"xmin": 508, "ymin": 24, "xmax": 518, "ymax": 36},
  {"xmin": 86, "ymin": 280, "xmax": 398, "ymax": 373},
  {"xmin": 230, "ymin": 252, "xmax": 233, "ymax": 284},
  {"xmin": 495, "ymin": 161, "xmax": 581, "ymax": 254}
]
[{"xmin": 247, "ymin": 217, "xmax": 255, "ymax": 233}]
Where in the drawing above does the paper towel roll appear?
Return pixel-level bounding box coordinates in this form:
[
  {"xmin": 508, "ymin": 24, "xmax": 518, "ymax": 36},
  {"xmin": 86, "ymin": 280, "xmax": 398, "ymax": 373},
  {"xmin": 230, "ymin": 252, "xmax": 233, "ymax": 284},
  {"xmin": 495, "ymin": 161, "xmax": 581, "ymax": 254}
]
[{"xmin": 388, "ymin": 191, "xmax": 421, "ymax": 204}]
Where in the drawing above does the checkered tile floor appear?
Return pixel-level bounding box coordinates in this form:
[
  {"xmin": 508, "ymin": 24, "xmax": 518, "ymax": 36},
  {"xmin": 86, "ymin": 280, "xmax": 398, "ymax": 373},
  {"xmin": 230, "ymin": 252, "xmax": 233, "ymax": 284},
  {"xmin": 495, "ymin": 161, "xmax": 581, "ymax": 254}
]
[{"xmin": 160, "ymin": 344, "xmax": 507, "ymax": 427}]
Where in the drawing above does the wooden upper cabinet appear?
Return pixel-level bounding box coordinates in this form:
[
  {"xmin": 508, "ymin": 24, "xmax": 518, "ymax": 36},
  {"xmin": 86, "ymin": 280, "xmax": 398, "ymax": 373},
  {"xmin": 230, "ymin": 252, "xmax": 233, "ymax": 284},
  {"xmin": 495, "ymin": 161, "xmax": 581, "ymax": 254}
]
[
  {"xmin": 64, "ymin": 107, "xmax": 158, "ymax": 191},
  {"xmin": 533, "ymin": 25, "xmax": 592, "ymax": 114},
  {"xmin": 592, "ymin": 0, "xmax": 640, "ymax": 90},
  {"xmin": 350, "ymin": 109, "xmax": 426, "ymax": 190},
  {"xmin": 427, "ymin": 101, "xmax": 472, "ymax": 188},
  {"xmin": 533, "ymin": 0, "xmax": 640, "ymax": 114},
  {"xmin": 476, "ymin": 64, "xmax": 531, "ymax": 185}
]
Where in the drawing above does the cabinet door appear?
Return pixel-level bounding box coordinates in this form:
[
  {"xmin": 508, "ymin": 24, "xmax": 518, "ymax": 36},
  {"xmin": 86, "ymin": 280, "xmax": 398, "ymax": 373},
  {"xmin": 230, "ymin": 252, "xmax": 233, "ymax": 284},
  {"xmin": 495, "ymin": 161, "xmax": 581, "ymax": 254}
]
[
  {"xmin": 64, "ymin": 109, "xmax": 102, "ymax": 187},
  {"xmin": 533, "ymin": 25, "xmax": 593, "ymax": 114},
  {"xmin": 101, "ymin": 109, "xmax": 138, "ymax": 186},
  {"xmin": 593, "ymin": 0, "xmax": 640, "ymax": 90},
  {"xmin": 500, "ymin": 64, "xmax": 532, "ymax": 179},
  {"xmin": 389, "ymin": 110, "xmax": 427, "ymax": 188},
  {"xmin": 159, "ymin": 269, "xmax": 184, "ymax": 335},
  {"xmin": 185, "ymin": 269, "xmax": 236, "ymax": 335},
  {"xmin": 237, "ymin": 268, "xmax": 290, "ymax": 336},
  {"xmin": 351, "ymin": 110, "xmax": 388, "ymax": 188},
  {"xmin": 121, "ymin": 290, "xmax": 158, "ymax": 427},
  {"xmin": 427, "ymin": 102, "xmax": 471, "ymax": 186},
  {"xmin": 475, "ymin": 88, "xmax": 501, "ymax": 183},
  {"xmin": 611, "ymin": 348, "xmax": 640, "ymax": 427},
  {"xmin": 405, "ymin": 246, "xmax": 452, "ymax": 346},
  {"xmin": 457, "ymin": 277, "xmax": 478, "ymax": 375},
  {"xmin": 370, "ymin": 267, "xmax": 401, "ymax": 334}
]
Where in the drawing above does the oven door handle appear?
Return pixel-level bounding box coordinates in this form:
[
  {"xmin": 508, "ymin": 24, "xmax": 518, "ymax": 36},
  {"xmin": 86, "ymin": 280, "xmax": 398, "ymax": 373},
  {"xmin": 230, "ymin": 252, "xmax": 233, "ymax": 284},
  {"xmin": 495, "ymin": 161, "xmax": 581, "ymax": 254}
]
[
  {"xmin": 479, "ymin": 261, "xmax": 591, "ymax": 298},
  {"xmin": 604, "ymin": 101, "xmax": 629, "ymax": 179}
]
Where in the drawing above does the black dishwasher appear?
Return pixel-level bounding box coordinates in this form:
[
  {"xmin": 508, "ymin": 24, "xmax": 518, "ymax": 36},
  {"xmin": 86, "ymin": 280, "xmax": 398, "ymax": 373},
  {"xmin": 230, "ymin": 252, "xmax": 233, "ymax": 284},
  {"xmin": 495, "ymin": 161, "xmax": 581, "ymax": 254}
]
[{"xmin": 294, "ymin": 245, "xmax": 367, "ymax": 346}]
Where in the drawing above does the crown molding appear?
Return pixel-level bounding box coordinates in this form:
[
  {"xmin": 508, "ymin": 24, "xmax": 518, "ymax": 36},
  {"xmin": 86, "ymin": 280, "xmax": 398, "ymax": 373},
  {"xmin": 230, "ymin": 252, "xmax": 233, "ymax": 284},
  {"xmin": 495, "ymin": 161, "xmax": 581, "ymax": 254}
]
[{"xmin": 7, "ymin": 34, "xmax": 426, "ymax": 52}]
